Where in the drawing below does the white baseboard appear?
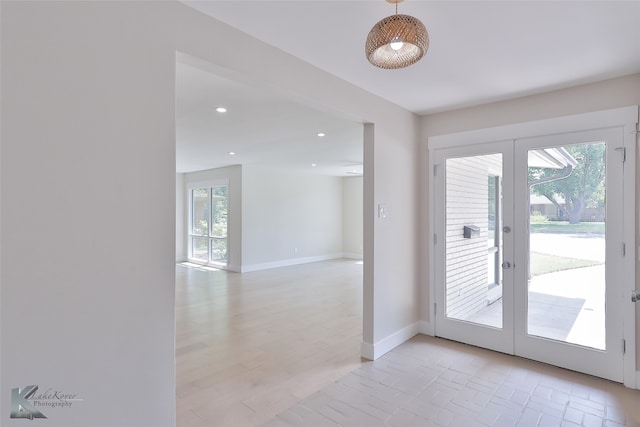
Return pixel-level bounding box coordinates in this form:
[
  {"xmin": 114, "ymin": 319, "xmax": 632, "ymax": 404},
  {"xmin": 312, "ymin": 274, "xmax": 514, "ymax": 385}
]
[
  {"xmin": 418, "ymin": 320, "xmax": 434, "ymax": 336},
  {"xmin": 241, "ymin": 253, "xmax": 343, "ymax": 273},
  {"xmin": 226, "ymin": 264, "xmax": 241, "ymax": 273},
  {"xmin": 360, "ymin": 342, "xmax": 375, "ymax": 360},
  {"xmin": 360, "ymin": 322, "xmax": 420, "ymax": 360},
  {"xmin": 342, "ymin": 252, "xmax": 364, "ymax": 260}
]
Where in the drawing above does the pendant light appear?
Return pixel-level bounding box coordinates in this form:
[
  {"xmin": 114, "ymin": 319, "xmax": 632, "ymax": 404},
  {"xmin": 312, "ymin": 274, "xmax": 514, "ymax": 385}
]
[{"xmin": 365, "ymin": 0, "xmax": 429, "ymax": 69}]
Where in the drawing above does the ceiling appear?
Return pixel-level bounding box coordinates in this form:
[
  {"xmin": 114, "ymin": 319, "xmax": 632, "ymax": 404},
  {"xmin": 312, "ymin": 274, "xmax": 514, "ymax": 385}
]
[
  {"xmin": 176, "ymin": 54, "xmax": 363, "ymax": 174},
  {"xmin": 177, "ymin": 0, "xmax": 640, "ymax": 174}
]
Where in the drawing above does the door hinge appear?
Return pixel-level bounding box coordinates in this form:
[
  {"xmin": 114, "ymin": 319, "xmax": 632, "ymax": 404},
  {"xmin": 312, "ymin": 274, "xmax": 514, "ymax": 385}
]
[
  {"xmin": 622, "ymin": 243, "xmax": 626, "ymax": 256},
  {"xmin": 434, "ymin": 302, "xmax": 437, "ymax": 315},
  {"xmin": 433, "ymin": 164, "xmax": 438, "ymax": 176},
  {"xmin": 615, "ymin": 147, "xmax": 626, "ymax": 162},
  {"xmin": 623, "ymin": 339, "xmax": 626, "ymax": 354},
  {"xmin": 434, "ymin": 233, "xmax": 437, "ymax": 245}
]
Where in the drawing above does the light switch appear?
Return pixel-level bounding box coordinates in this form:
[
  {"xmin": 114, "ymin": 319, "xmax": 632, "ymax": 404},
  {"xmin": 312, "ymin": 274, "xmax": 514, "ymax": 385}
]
[{"xmin": 378, "ymin": 204, "xmax": 388, "ymax": 219}]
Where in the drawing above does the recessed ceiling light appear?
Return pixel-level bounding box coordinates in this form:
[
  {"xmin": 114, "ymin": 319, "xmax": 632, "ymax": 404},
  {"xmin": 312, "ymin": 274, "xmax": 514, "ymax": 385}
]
[
  {"xmin": 216, "ymin": 107, "xmax": 227, "ymax": 113},
  {"xmin": 317, "ymin": 133, "xmax": 325, "ymax": 137},
  {"xmin": 311, "ymin": 163, "xmax": 317, "ymax": 167},
  {"xmin": 228, "ymin": 151, "xmax": 236, "ymax": 155}
]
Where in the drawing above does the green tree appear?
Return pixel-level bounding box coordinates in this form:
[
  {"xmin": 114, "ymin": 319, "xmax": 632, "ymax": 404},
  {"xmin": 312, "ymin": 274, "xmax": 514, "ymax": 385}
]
[{"xmin": 529, "ymin": 143, "xmax": 605, "ymax": 224}]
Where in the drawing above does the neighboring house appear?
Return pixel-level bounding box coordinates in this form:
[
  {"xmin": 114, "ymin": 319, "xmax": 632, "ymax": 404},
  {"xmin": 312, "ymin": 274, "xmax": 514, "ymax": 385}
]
[
  {"xmin": 530, "ymin": 194, "xmax": 605, "ymax": 222},
  {"xmin": 530, "ymin": 194, "xmax": 563, "ymax": 219}
]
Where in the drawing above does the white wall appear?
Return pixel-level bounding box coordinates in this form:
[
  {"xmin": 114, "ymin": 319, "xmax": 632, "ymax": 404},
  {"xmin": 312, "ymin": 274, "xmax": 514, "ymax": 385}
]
[
  {"xmin": 173, "ymin": 5, "xmax": 420, "ymax": 359},
  {"xmin": 1, "ymin": 2, "xmax": 176, "ymax": 426},
  {"xmin": 174, "ymin": 7, "xmax": 421, "ymax": 355},
  {"xmin": 343, "ymin": 176, "xmax": 364, "ymax": 259},
  {"xmin": 420, "ymin": 73, "xmax": 640, "ymax": 370},
  {"xmin": 422, "ymin": 74, "xmax": 640, "ymax": 137},
  {"xmin": 357, "ymin": 120, "xmax": 421, "ymax": 359},
  {"xmin": 183, "ymin": 165, "xmax": 242, "ymax": 271},
  {"xmin": 180, "ymin": 169, "xmax": 363, "ymax": 269},
  {"xmin": 241, "ymin": 166, "xmax": 343, "ymax": 271},
  {"xmin": 2, "ymin": 2, "xmax": 421, "ymax": 424},
  {"xmin": 176, "ymin": 173, "xmax": 186, "ymax": 261}
]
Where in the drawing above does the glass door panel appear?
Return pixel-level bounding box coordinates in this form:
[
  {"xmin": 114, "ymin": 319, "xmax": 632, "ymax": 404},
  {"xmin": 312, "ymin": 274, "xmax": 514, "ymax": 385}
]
[
  {"xmin": 445, "ymin": 154, "xmax": 503, "ymax": 328},
  {"xmin": 434, "ymin": 140, "xmax": 514, "ymax": 355},
  {"xmin": 191, "ymin": 237, "xmax": 209, "ymax": 261},
  {"xmin": 188, "ymin": 184, "xmax": 230, "ymax": 267},
  {"xmin": 514, "ymin": 128, "xmax": 624, "ymax": 383},
  {"xmin": 191, "ymin": 188, "xmax": 209, "ymax": 236},
  {"xmin": 527, "ymin": 142, "xmax": 606, "ymax": 350},
  {"xmin": 210, "ymin": 185, "xmax": 229, "ymax": 264}
]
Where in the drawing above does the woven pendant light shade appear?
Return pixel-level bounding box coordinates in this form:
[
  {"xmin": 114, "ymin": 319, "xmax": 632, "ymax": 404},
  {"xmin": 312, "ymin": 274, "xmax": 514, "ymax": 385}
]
[{"xmin": 366, "ymin": 11, "xmax": 429, "ymax": 69}]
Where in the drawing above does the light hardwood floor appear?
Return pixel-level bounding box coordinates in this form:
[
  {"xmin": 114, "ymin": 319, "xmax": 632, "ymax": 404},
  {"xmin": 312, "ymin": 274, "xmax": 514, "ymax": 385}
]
[
  {"xmin": 176, "ymin": 259, "xmax": 365, "ymax": 427},
  {"xmin": 176, "ymin": 259, "xmax": 640, "ymax": 427}
]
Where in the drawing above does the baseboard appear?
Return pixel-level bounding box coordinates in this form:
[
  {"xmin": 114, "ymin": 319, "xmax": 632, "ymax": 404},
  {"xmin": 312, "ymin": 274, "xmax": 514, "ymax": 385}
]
[
  {"xmin": 360, "ymin": 322, "xmax": 420, "ymax": 360},
  {"xmin": 360, "ymin": 342, "xmax": 375, "ymax": 360},
  {"xmin": 636, "ymin": 371, "xmax": 640, "ymax": 390},
  {"xmin": 226, "ymin": 264, "xmax": 241, "ymax": 273},
  {"xmin": 418, "ymin": 320, "xmax": 434, "ymax": 336},
  {"xmin": 341, "ymin": 252, "xmax": 364, "ymax": 260},
  {"xmin": 241, "ymin": 253, "xmax": 343, "ymax": 273}
]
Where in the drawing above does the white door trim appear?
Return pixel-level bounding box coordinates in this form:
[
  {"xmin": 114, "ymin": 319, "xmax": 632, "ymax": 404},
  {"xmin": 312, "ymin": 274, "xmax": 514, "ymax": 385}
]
[{"xmin": 622, "ymin": 118, "xmax": 637, "ymax": 389}]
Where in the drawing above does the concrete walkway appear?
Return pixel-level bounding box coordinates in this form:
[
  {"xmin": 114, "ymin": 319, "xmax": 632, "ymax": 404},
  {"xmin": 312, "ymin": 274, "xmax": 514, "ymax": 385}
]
[{"xmin": 468, "ymin": 265, "xmax": 605, "ymax": 350}]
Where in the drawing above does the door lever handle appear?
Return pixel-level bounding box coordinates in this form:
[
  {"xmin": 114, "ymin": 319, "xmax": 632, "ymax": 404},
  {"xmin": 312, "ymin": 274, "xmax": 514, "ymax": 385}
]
[{"xmin": 632, "ymin": 290, "xmax": 640, "ymax": 303}]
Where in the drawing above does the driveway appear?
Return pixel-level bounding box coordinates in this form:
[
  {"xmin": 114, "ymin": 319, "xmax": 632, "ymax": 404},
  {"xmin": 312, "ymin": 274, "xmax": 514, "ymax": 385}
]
[{"xmin": 529, "ymin": 232, "xmax": 604, "ymax": 262}]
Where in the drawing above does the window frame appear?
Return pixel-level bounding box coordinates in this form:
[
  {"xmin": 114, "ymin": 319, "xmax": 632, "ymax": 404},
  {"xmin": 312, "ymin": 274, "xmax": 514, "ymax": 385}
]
[{"xmin": 187, "ymin": 179, "xmax": 229, "ymax": 267}]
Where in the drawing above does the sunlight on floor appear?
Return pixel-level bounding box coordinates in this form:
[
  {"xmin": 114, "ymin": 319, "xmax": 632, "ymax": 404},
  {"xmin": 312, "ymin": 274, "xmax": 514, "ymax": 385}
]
[{"xmin": 179, "ymin": 261, "xmax": 222, "ymax": 272}]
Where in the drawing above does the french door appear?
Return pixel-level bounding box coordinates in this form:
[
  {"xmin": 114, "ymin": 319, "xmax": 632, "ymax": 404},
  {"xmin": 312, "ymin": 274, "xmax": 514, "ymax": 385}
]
[
  {"xmin": 433, "ymin": 127, "xmax": 627, "ymax": 382},
  {"xmin": 188, "ymin": 185, "xmax": 229, "ymax": 266}
]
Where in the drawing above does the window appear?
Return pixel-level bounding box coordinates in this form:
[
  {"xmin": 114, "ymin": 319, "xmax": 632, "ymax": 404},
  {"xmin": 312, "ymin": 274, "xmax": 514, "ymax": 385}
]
[{"xmin": 189, "ymin": 185, "xmax": 228, "ymax": 266}]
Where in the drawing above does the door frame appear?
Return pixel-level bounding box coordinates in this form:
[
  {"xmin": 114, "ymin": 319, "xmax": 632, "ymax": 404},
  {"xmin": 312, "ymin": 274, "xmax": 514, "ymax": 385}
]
[
  {"xmin": 432, "ymin": 141, "xmax": 515, "ymax": 355},
  {"xmin": 512, "ymin": 128, "xmax": 625, "ymax": 382},
  {"xmin": 427, "ymin": 106, "xmax": 638, "ymax": 388}
]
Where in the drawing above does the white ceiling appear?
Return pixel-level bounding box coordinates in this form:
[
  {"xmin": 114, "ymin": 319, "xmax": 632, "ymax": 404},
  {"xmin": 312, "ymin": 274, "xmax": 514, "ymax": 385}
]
[
  {"xmin": 176, "ymin": 55, "xmax": 363, "ymax": 174},
  {"xmin": 177, "ymin": 0, "xmax": 640, "ymax": 174}
]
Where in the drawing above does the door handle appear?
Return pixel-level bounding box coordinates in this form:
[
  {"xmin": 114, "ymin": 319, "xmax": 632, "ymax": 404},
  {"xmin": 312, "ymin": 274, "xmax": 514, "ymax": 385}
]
[
  {"xmin": 632, "ymin": 290, "xmax": 640, "ymax": 303},
  {"xmin": 501, "ymin": 262, "xmax": 511, "ymax": 269}
]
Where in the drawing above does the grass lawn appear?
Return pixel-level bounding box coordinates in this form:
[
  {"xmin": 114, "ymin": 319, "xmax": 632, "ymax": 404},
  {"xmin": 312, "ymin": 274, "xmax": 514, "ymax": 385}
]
[
  {"xmin": 529, "ymin": 221, "xmax": 605, "ymax": 234},
  {"xmin": 530, "ymin": 252, "xmax": 603, "ymax": 276}
]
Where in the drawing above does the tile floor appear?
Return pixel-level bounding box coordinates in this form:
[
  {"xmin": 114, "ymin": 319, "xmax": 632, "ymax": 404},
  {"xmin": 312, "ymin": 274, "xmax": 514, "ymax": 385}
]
[{"xmin": 264, "ymin": 335, "xmax": 640, "ymax": 427}]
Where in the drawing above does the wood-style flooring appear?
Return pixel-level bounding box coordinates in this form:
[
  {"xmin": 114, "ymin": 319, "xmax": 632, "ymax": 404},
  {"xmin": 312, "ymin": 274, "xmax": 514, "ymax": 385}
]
[
  {"xmin": 176, "ymin": 259, "xmax": 364, "ymax": 427},
  {"xmin": 176, "ymin": 259, "xmax": 640, "ymax": 427}
]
